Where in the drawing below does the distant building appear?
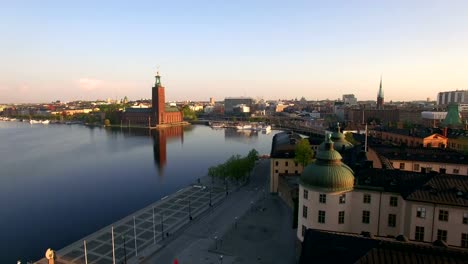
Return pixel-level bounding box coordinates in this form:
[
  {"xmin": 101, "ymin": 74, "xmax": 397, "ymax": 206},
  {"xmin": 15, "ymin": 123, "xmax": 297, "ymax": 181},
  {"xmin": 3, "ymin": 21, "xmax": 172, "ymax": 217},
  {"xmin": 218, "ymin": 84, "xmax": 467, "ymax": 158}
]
[
  {"xmin": 209, "ymin": 97, "xmax": 215, "ymax": 105},
  {"xmin": 371, "ymin": 127, "xmax": 447, "ymax": 148},
  {"xmin": 224, "ymin": 97, "xmax": 253, "ymax": 115},
  {"xmin": 342, "ymin": 94, "xmax": 357, "ymax": 105},
  {"xmin": 372, "ymin": 145, "xmax": 468, "ymax": 175},
  {"xmin": 438, "ymin": 90, "xmax": 468, "ymax": 106},
  {"xmin": 347, "ymin": 108, "xmax": 399, "ymax": 125},
  {"xmin": 121, "ymin": 72, "xmax": 183, "ymax": 127}
]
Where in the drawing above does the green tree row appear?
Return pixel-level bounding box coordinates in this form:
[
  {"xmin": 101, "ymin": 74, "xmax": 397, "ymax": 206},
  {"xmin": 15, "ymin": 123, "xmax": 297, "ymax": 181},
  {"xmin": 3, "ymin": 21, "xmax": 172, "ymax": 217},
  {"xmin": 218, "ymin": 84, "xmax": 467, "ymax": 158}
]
[{"xmin": 207, "ymin": 149, "xmax": 259, "ymax": 184}]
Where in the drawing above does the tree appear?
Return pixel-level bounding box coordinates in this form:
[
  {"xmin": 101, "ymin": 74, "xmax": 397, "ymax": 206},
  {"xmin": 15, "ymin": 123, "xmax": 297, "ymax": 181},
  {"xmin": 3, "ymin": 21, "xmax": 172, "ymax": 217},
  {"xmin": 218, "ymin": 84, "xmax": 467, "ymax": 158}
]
[
  {"xmin": 294, "ymin": 138, "xmax": 313, "ymax": 167},
  {"xmin": 344, "ymin": 132, "xmax": 359, "ymax": 145},
  {"xmin": 182, "ymin": 106, "xmax": 198, "ymax": 121}
]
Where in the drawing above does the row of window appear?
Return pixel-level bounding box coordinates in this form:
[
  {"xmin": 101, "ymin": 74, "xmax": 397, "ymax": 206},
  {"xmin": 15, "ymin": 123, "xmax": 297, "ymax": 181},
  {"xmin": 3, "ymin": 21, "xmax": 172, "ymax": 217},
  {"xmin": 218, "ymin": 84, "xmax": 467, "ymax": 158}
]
[
  {"xmin": 417, "ymin": 208, "xmax": 468, "ymax": 224},
  {"xmin": 302, "ymin": 207, "xmax": 397, "ymax": 227},
  {"xmin": 274, "ymin": 161, "xmax": 298, "ymax": 167},
  {"xmin": 303, "ymin": 191, "xmax": 399, "ymax": 207},
  {"xmin": 274, "ymin": 169, "xmax": 299, "ymax": 174},
  {"xmin": 415, "ymin": 227, "xmax": 468, "ymax": 248},
  {"xmin": 304, "ymin": 205, "xmax": 468, "ymax": 225},
  {"xmin": 398, "ymin": 163, "xmax": 462, "ymax": 174}
]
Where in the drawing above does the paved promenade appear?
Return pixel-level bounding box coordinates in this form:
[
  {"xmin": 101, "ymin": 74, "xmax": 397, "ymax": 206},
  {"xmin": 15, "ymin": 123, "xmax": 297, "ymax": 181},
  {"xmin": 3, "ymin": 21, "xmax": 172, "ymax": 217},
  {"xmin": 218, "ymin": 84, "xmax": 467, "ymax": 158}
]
[
  {"xmin": 35, "ymin": 178, "xmax": 228, "ymax": 264},
  {"xmin": 36, "ymin": 159, "xmax": 296, "ymax": 264},
  {"xmin": 142, "ymin": 159, "xmax": 296, "ymax": 264}
]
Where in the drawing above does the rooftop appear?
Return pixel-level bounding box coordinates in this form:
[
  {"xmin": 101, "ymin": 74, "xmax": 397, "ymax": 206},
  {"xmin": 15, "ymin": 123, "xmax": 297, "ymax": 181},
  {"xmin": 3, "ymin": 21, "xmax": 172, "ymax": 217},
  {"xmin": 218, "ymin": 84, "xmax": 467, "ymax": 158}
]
[
  {"xmin": 372, "ymin": 145, "xmax": 468, "ymax": 165},
  {"xmin": 300, "ymin": 229, "xmax": 468, "ymax": 264},
  {"xmin": 270, "ymin": 131, "xmax": 303, "ymax": 158}
]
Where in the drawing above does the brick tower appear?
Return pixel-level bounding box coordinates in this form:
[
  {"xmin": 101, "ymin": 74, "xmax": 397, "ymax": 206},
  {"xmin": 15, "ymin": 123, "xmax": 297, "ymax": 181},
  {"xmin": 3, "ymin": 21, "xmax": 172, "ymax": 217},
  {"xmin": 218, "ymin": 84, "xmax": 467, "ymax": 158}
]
[{"xmin": 152, "ymin": 71, "xmax": 165, "ymax": 125}]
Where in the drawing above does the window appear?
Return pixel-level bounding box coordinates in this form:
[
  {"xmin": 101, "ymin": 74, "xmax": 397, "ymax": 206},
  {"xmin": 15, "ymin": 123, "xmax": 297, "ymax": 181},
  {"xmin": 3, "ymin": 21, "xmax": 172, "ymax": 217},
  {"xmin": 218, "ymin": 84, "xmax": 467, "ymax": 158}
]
[
  {"xmin": 399, "ymin": 163, "xmax": 405, "ymax": 169},
  {"xmin": 302, "ymin": 205, "xmax": 308, "ymax": 218},
  {"xmin": 439, "ymin": 210, "xmax": 449, "ymax": 222},
  {"xmin": 301, "ymin": 225, "xmax": 307, "ymax": 237},
  {"xmin": 275, "ymin": 170, "xmax": 278, "ymax": 173},
  {"xmin": 388, "ymin": 214, "xmax": 396, "ymax": 227},
  {"xmin": 303, "ymin": 189, "xmax": 308, "ymax": 200},
  {"xmin": 285, "ymin": 170, "xmax": 288, "ymax": 174},
  {"xmin": 295, "ymin": 162, "xmax": 298, "ymax": 167},
  {"xmin": 415, "ymin": 226, "xmax": 425, "ymax": 241},
  {"xmin": 318, "ymin": 210, "xmax": 326, "ymax": 223},
  {"xmin": 363, "ymin": 194, "xmax": 371, "ymax": 204},
  {"xmin": 295, "ymin": 170, "xmax": 298, "ymax": 174},
  {"xmin": 339, "ymin": 194, "xmax": 346, "ymax": 204},
  {"xmin": 453, "ymin": 168, "xmax": 460, "ymax": 174},
  {"xmin": 462, "ymin": 233, "xmax": 468, "ymax": 248},
  {"xmin": 285, "ymin": 161, "xmax": 288, "ymax": 166},
  {"xmin": 275, "ymin": 161, "xmax": 278, "ymax": 166},
  {"xmin": 413, "ymin": 164, "xmax": 420, "ymax": 171},
  {"xmin": 362, "ymin": 211, "xmax": 370, "ymax": 224},
  {"xmin": 338, "ymin": 211, "xmax": 345, "ymax": 224},
  {"xmin": 437, "ymin": 229, "xmax": 447, "ymax": 242},
  {"xmin": 463, "ymin": 213, "xmax": 468, "ymax": 224},
  {"xmin": 319, "ymin": 194, "xmax": 326, "ymax": 204},
  {"xmin": 417, "ymin": 207, "xmax": 426, "ymax": 218},
  {"xmin": 389, "ymin": 196, "xmax": 398, "ymax": 207}
]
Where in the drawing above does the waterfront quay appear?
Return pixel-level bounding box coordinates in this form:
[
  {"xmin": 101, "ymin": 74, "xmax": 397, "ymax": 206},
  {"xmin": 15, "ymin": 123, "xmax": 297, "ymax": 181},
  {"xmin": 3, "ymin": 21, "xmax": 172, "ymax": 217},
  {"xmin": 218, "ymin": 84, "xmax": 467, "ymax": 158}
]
[{"xmin": 35, "ymin": 178, "xmax": 228, "ymax": 264}]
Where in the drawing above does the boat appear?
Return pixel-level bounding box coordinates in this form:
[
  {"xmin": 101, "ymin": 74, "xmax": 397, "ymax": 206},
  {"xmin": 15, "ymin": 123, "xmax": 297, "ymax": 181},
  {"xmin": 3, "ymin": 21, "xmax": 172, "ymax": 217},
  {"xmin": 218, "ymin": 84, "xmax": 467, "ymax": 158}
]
[
  {"xmin": 41, "ymin": 120, "xmax": 50, "ymax": 124},
  {"xmin": 210, "ymin": 122, "xmax": 225, "ymax": 129},
  {"xmin": 29, "ymin": 120, "xmax": 41, "ymax": 124},
  {"xmin": 236, "ymin": 124, "xmax": 252, "ymax": 130},
  {"xmin": 262, "ymin": 125, "xmax": 271, "ymax": 132}
]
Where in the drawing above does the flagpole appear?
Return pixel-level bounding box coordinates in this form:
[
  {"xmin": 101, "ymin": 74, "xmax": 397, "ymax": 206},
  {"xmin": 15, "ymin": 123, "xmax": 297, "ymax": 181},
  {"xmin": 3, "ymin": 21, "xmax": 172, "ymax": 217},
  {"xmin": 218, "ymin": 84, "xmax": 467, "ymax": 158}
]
[
  {"xmin": 84, "ymin": 240, "xmax": 88, "ymax": 264},
  {"xmin": 111, "ymin": 226, "xmax": 116, "ymax": 264},
  {"xmin": 152, "ymin": 207, "xmax": 156, "ymax": 244},
  {"xmin": 134, "ymin": 216, "xmax": 138, "ymax": 256}
]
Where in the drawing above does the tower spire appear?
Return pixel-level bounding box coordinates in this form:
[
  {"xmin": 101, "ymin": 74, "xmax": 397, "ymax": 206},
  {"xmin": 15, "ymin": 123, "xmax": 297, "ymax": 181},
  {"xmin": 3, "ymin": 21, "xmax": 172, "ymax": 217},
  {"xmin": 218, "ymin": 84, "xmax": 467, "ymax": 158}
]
[
  {"xmin": 154, "ymin": 69, "xmax": 161, "ymax": 87},
  {"xmin": 377, "ymin": 75, "xmax": 384, "ymax": 109}
]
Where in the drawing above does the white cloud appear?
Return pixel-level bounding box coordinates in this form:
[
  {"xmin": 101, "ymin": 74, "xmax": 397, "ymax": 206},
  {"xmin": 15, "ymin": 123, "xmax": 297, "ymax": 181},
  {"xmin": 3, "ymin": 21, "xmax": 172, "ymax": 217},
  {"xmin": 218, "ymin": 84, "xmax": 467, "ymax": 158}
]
[{"xmin": 78, "ymin": 78, "xmax": 103, "ymax": 91}]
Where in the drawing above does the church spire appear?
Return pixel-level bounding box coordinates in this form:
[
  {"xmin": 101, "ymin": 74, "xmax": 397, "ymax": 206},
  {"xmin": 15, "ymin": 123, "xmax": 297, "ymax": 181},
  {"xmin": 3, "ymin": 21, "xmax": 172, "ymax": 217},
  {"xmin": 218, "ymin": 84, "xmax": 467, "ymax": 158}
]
[
  {"xmin": 377, "ymin": 75, "xmax": 384, "ymax": 109},
  {"xmin": 378, "ymin": 75, "xmax": 384, "ymax": 98}
]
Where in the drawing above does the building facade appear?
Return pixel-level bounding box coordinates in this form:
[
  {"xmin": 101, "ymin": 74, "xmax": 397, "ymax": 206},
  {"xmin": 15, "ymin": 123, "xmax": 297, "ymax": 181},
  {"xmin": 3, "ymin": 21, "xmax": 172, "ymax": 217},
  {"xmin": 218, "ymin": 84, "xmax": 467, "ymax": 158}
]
[
  {"xmin": 121, "ymin": 72, "xmax": 183, "ymax": 127},
  {"xmin": 297, "ymin": 139, "xmax": 468, "ymax": 248},
  {"xmin": 438, "ymin": 90, "xmax": 468, "ymax": 106}
]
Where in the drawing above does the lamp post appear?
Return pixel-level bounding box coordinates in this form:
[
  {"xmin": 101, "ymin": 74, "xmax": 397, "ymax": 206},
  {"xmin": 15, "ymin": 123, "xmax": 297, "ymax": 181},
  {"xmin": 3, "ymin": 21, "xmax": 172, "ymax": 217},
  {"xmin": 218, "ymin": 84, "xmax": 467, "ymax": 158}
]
[
  {"xmin": 188, "ymin": 200, "xmax": 192, "ymax": 220},
  {"xmin": 121, "ymin": 235, "xmax": 127, "ymax": 264},
  {"xmin": 225, "ymin": 178, "xmax": 228, "ymax": 196},
  {"xmin": 209, "ymin": 185, "xmax": 212, "ymax": 207},
  {"xmin": 161, "ymin": 213, "xmax": 164, "ymax": 240}
]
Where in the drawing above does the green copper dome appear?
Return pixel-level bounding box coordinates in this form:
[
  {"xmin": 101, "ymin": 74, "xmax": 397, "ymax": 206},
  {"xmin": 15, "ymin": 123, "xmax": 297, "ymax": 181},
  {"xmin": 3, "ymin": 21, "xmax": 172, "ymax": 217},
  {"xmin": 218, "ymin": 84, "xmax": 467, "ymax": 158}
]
[
  {"xmin": 330, "ymin": 124, "xmax": 354, "ymax": 151},
  {"xmin": 300, "ymin": 137, "xmax": 354, "ymax": 193}
]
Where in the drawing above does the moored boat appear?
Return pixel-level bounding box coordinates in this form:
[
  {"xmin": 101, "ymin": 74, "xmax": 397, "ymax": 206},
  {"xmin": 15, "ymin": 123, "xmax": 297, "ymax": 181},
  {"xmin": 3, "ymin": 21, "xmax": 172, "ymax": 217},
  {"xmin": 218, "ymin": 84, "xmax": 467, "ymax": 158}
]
[{"xmin": 236, "ymin": 124, "xmax": 252, "ymax": 130}]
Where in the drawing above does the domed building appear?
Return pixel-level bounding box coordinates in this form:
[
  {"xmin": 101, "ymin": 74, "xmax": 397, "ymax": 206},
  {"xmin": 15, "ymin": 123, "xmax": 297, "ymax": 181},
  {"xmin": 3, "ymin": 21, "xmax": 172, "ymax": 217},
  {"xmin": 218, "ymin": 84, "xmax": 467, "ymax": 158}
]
[
  {"xmin": 330, "ymin": 125, "xmax": 354, "ymax": 152},
  {"xmin": 298, "ymin": 136, "xmax": 355, "ymax": 240}
]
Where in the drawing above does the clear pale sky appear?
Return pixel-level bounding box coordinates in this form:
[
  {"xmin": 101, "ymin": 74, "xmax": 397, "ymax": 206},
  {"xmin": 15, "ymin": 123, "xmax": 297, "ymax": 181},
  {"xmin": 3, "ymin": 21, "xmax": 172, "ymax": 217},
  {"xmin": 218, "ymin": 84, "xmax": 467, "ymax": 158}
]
[{"xmin": 1, "ymin": 0, "xmax": 467, "ymax": 103}]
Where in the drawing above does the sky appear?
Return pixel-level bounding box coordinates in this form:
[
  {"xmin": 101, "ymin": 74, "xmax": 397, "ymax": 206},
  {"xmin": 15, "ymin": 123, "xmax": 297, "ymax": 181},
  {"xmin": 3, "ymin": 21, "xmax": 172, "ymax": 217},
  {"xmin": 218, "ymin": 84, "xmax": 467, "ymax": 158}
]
[{"xmin": 1, "ymin": 0, "xmax": 468, "ymax": 103}]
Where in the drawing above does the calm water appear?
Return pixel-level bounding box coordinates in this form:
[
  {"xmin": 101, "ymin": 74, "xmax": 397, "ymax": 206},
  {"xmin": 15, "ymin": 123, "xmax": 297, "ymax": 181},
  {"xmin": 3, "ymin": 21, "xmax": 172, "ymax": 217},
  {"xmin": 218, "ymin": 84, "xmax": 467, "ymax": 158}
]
[{"xmin": 0, "ymin": 122, "xmax": 278, "ymax": 263}]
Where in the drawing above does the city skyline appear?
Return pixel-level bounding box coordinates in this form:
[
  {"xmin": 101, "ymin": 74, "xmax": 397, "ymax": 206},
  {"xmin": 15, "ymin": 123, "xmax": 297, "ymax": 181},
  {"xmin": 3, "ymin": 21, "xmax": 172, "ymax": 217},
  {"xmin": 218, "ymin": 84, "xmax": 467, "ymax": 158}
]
[{"xmin": 1, "ymin": 1, "xmax": 468, "ymax": 103}]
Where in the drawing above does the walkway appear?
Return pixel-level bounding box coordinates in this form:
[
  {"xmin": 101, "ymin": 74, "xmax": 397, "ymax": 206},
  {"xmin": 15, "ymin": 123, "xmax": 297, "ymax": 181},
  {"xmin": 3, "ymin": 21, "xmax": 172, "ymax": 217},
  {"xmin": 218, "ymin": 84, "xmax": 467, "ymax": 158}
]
[
  {"xmin": 35, "ymin": 179, "xmax": 228, "ymax": 264},
  {"xmin": 143, "ymin": 159, "xmax": 297, "ymax": 264},
  {"xmin": 36, "ymin": 159, "xmax": 296, "ymax": 264}
]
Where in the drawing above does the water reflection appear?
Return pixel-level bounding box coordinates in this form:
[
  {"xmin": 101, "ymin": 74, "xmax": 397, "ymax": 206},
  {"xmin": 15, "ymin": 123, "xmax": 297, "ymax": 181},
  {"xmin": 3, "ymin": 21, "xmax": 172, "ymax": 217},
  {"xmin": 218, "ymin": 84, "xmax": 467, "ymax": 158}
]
[
  {"xmin": 224, "ymin": 128, "xmax": 259, "ymax": 144},
  {"xmin": 151, "ymin": 126, "xmax": 184, "ymax": 175}
]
